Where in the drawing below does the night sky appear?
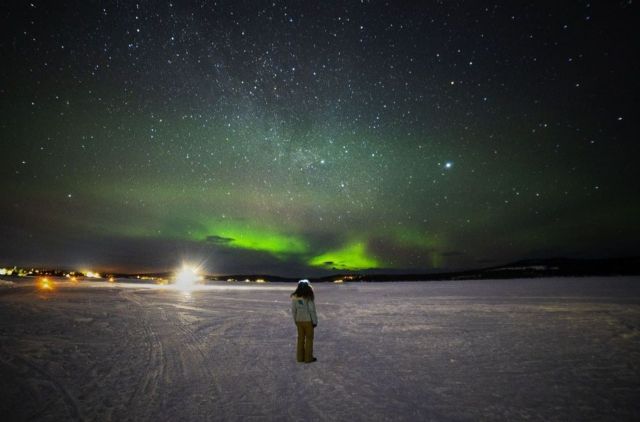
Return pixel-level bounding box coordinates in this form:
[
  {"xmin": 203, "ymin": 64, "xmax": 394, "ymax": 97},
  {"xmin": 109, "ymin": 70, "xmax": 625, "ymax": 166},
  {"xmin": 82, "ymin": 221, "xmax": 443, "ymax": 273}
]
[{"xmin": 1, "ymin": 1, "xmax": 638, "ymax": 276}]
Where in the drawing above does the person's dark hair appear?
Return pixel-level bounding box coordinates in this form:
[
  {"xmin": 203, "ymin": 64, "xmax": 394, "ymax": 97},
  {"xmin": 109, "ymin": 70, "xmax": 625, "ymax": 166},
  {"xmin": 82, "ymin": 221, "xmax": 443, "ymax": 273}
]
[{"xmin": 291, "ymin": 282, "xmax": 314, "ymax": 300}]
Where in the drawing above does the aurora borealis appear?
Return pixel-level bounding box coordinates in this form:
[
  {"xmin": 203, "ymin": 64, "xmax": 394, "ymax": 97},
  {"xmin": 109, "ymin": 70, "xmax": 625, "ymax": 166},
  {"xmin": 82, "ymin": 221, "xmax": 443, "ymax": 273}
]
[{"xmin": 1, "ymin": 1, "xmax": 638, "ymax": 276}]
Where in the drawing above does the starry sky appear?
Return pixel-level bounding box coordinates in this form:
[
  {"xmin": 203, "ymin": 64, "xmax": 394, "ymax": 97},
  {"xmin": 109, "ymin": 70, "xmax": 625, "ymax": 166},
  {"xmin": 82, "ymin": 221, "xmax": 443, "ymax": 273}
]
[{"xmin": 1, "ymin": 1, "xmax": 638, "ymax": 276}]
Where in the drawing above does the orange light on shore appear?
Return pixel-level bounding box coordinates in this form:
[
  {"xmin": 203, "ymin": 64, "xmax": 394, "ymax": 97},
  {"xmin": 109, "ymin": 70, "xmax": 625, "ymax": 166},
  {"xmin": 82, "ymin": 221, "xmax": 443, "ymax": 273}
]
[
  {"xmin": 108, "ymin": 277, "xmax": 115, "ymax": 283},
  {"xmin": 38, "ymin": 277, "xmax": 54, "ymax": 290}
]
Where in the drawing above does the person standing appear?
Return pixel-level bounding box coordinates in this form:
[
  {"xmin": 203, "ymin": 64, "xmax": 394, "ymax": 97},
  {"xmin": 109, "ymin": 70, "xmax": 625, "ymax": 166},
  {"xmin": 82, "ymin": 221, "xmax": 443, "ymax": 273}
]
[{"xmin": 290, "ymin": 279, "xmax": 318, "ymax": 363}]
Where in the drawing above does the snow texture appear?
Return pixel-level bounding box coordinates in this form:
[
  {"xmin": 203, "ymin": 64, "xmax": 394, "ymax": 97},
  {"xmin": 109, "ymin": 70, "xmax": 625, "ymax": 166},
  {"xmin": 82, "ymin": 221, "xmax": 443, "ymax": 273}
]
[
  {"xmin": 0, "ymin": 277, "xmax": 639, "ymax": 421},
  {"xmin": 0, "ymin": 279, "xmax": 15, "ymax": 288}
]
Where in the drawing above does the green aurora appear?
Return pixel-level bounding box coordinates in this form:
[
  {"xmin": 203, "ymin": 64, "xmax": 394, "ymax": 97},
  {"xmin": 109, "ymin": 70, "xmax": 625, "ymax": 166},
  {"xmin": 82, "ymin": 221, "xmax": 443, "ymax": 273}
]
[{"xmin": 1, "ymin": 2, "xmax": 638, "ymax": 275}]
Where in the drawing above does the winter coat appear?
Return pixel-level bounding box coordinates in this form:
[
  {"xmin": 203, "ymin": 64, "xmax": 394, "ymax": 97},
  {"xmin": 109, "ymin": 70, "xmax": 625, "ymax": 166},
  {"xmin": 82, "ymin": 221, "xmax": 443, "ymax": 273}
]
[{"xmin": 291, "ymin": 295, "xmax": 318, "ymax": 326}]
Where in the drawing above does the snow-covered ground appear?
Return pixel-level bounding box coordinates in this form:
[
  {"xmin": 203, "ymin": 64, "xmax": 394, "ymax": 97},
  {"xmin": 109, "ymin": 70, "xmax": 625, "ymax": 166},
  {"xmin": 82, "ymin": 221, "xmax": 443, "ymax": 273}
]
[
  {"xmin": 0, "ymin": 279, "xmax": 14, "ymax": 288},
  {"xmin": 0, "ymin": 277, "xmax": 639, "ymax": 421}
]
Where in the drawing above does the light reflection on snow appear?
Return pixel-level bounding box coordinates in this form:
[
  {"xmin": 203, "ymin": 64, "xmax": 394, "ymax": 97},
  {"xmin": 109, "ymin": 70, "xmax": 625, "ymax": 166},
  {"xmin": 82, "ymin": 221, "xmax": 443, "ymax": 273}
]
[
  {"xmin": 45, "ymin": 279, "xmax": 294, "ymax": 292},
  {"xmin": 9, "ymin": 276, "xmax": 298, "ymax": 294}
]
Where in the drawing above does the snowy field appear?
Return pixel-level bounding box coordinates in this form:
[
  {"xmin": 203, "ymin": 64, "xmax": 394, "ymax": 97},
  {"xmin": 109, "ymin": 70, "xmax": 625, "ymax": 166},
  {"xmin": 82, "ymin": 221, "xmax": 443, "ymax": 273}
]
[{"xmin": 0, "ymin": 277, "xmax": 639, "ymax": 421}]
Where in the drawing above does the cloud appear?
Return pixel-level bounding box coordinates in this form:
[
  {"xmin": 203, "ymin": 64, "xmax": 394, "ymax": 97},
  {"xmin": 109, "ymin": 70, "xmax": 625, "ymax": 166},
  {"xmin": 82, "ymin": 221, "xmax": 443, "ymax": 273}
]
[{"xmin": 205, "ymin": 235, "xmax": 235, "ymax": 245}]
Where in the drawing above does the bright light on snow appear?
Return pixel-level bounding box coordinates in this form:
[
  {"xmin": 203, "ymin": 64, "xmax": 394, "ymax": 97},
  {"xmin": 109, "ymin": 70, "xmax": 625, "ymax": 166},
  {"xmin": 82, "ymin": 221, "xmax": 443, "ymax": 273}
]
[{"xmin": 174, "ymin": 265, "xmax": 202, "ymax": 291}]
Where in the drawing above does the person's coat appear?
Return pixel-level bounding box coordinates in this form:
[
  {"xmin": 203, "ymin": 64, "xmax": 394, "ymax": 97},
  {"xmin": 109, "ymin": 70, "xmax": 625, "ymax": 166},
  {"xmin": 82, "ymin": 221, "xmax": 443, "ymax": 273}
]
[{"xmin": 291, "ymin": 295, "xmax": 318, "ymax": 326}]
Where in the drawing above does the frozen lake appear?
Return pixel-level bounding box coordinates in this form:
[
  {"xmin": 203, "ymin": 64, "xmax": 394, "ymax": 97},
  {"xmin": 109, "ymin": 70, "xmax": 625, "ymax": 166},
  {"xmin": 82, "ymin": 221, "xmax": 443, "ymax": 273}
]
[{"xmin": 1, "ymin": 277, "xmax": 639, "ymax": 421}]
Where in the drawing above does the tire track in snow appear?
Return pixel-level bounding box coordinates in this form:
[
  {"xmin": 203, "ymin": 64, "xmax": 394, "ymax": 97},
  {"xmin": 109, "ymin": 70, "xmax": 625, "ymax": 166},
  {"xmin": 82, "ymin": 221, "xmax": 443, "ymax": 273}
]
[
  {"xmin": 118, "ymin": 289, "xmax": 166, "ymax": 420},
  {"xmin": 119, "ymin": 288, "xmax": 225, "ymax": 419},
  {"xmin": 0, "ymin": 348, "xmax": 85, "ymax": 421}
]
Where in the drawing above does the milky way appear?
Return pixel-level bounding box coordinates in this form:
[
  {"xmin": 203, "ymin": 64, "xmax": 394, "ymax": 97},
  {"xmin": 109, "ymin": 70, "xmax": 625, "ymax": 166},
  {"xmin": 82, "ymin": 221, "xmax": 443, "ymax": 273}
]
[{"xmin": 1, "ymin": 1, "xmax": 637, "ymax": 275}]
